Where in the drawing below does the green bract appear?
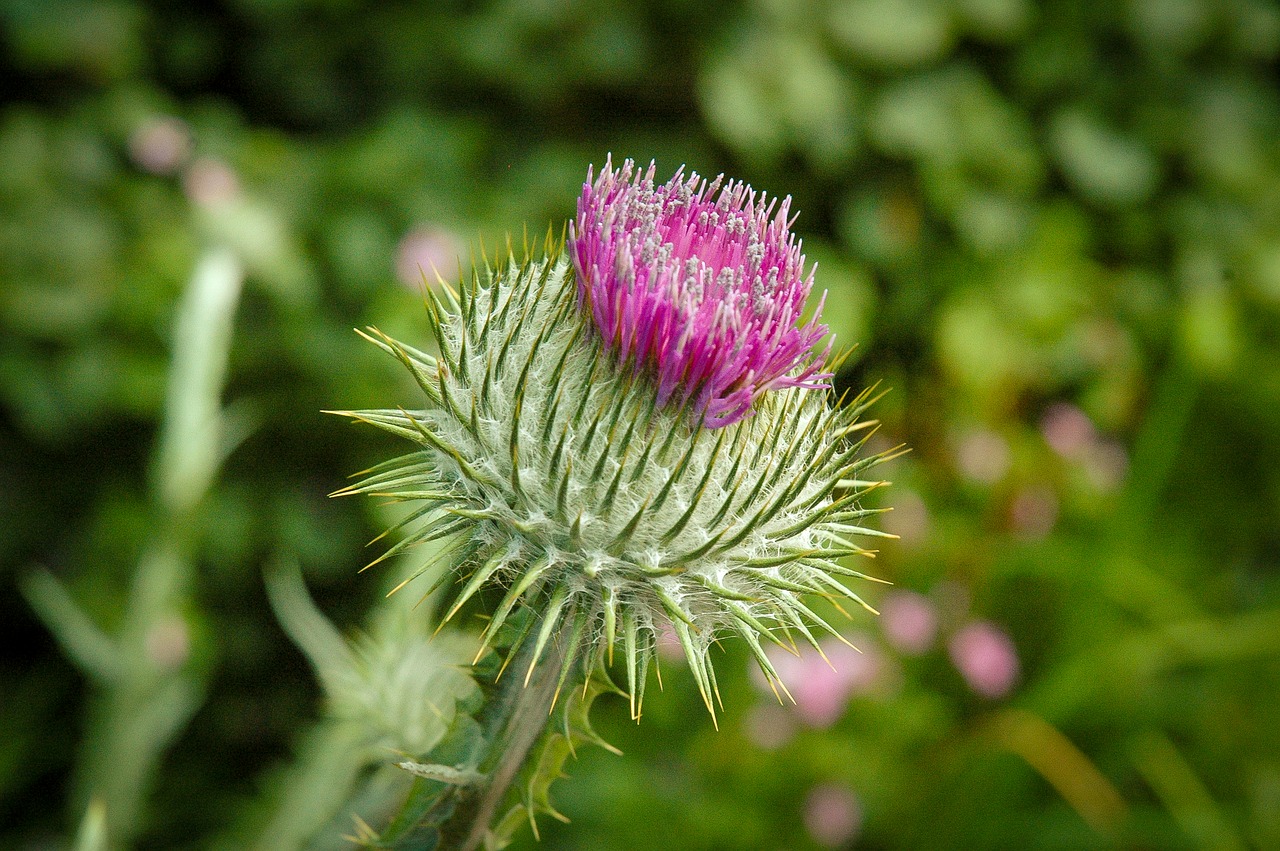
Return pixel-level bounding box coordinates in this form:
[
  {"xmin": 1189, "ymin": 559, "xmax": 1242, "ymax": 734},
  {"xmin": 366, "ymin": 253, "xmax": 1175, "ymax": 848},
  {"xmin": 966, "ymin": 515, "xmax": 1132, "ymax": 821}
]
[{"xmin": 334, "ymin": 242, "xmax": 894, "ymax": 720}]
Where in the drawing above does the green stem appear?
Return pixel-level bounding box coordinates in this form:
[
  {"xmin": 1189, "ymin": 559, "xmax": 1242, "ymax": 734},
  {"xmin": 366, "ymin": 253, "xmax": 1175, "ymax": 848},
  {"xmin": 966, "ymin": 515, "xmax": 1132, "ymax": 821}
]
[
  {"xmin": 447, "ymin": 614, "xmax": 574, "ymax": 851},
  {"xmin": 79, "ymin": 248, "xmax": 244, "ymax": 847}
]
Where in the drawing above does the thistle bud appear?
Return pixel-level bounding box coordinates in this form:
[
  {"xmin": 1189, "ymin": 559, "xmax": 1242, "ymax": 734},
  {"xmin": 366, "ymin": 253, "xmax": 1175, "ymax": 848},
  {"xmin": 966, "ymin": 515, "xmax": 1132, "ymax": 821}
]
[{"xmin": 335, "ymin": 159, "xmax": 894, "ymax": 720}]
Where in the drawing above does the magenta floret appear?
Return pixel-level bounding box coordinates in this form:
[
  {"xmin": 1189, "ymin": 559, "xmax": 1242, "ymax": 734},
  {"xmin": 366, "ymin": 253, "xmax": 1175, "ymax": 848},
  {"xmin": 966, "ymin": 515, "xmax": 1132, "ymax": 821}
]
[{"xmin": 570, "ymin": 157, "xmax": 831, "ymax": 428}]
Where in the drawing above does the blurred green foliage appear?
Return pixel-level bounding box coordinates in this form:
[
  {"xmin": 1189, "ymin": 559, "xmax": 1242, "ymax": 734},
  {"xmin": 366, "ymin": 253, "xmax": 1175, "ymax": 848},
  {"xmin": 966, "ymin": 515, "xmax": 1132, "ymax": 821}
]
[{"xmin": 2, "ymin": 0, "xmax": 1279, "ymax": 848}]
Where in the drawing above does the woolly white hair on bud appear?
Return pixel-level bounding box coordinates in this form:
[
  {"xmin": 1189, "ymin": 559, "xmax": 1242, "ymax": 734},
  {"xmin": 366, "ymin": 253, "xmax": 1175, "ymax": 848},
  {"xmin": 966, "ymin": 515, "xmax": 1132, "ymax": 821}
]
[{"xmin": 332, "ymin": 240, "xmax": 895, "ymax": 721}]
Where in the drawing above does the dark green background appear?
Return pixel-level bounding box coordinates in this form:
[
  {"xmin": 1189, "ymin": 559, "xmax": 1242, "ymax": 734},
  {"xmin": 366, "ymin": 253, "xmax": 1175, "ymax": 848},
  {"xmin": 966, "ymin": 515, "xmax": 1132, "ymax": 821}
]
[{"xmin": 3, "ymin": 0, "xmax": 1279, "ymax": 848}]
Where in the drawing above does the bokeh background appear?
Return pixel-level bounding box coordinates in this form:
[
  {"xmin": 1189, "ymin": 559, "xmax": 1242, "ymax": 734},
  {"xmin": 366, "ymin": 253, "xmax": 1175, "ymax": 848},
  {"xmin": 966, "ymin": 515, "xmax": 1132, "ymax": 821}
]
[{"xmin": 4, "ymin": 0, "xmax": 1280, "ymax": 848}]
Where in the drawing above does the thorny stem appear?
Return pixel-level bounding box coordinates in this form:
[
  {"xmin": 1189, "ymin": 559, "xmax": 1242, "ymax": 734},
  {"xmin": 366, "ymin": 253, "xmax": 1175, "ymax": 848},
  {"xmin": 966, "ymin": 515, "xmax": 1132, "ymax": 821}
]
[{"xmin": 454, "ymin": 608, "xmax": 575, "ymax": 851}]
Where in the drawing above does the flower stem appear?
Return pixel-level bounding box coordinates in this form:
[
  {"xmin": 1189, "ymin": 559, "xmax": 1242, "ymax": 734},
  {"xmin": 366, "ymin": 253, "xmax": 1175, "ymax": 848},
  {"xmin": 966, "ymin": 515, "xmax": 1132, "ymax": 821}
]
[{"xmin": 453, "ymin": 611, "xmax": 574, "ymax": 851}]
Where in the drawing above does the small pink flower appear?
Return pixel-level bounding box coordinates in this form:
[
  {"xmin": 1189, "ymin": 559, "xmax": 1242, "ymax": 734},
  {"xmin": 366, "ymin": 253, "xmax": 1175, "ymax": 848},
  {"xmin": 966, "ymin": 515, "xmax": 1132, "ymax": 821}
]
[
  {"xmin": 804, "ymin": 782, "xmax": 863, "ymax": 848},
  {"xmin": 653, "ymin": 616, "xmax": 685, "ymax": 663},
  {"xmin": 395, "ymin": 226, "xmax": 464, "ymax": 290},
  {"xmin": 1040, "ymin": 402, "xmax": 1096, "ymax": 461},
  {"xmin": 128, "ymin": 116, "xmax": 192, "ymax": 175},
  {"xmin": 756, "ymin": 636, "xmax": 885, "ymax": 727},
  {"xmin": 949, "ymin": 620, "xmax": 1019, "ymax": 699},
  {"xmin": 879, "ymin": 590, "xmax": 938, "ymax": 655},
  {"xmin": 571, "ymin": 157, "xmax": 829, "ymax": 428},
  {"xmin": 182, "ymin": 157, "xmax": 240, "ymax": 208}
]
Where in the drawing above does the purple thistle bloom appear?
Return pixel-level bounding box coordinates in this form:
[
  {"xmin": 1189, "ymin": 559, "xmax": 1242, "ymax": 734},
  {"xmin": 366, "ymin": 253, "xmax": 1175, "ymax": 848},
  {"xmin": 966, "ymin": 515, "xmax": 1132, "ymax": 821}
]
[{"xmin": 571, "ymin": 157, "xmax": 831, "ymax": 428}]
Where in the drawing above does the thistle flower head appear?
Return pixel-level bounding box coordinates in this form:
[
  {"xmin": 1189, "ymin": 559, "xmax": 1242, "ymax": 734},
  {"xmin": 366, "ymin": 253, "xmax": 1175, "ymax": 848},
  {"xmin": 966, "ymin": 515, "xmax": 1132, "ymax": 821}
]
[
  {"xmin": 335, "ymin": 160, "xmax": 894, "ymax": 722},
  {"xmin": 572, "ymin": 157, "xmax": 830, "ymax": 428}
]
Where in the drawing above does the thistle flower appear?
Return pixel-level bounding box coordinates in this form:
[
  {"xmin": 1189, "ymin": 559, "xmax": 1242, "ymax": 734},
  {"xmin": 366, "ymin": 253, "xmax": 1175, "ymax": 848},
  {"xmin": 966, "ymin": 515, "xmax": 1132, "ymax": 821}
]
[
  {"xmin": 572, "ymin": 157, "xmax": 830, "ymax": 428},
  {"xmin": 334, "ymin": 159, "xmax": 894, "ymax": 721}
]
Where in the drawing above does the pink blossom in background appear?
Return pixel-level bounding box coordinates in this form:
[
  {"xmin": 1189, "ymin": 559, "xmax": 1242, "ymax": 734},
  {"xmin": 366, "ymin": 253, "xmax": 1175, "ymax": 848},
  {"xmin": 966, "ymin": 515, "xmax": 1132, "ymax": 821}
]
[
  {"xmin": 879, "ymin": 590, "xmax": 938, "ymax": 655},
  {"xmin": 182, "ymin": 157, "xmax": 240, "ymax": 208},
  {"xmin": 949, "ymin": 620, "xmax": 1019, "ymax": 699},
  {"xmin": 571, "ymin": 157, "xmax": 830, "ymax": 428},
  {"xmin": 653, "ymin": 616, "xmax": 685, "ymax": 663},
  {"xmin": 1039, "ymin": 401, "xmax": 1129, "ymax": 491},
  {"xmin": 1040, "ymin": 402, "xmax": 1097, "ymax": 460},
  {"xmin": 954, "ymin": 428, "xmax": 1012, "ymax": 485},
  {"xmin": 395, "ymin": 226, "xmax": 464, "ymax": 290},
  {"xmin": 820, "ymin": 637, "xmax": 884, "ymax": 697},
  {"xmin": 804, "ymin": 782, "xmax": 863, "ymax": 848},
  {"xmin": 1008, "ymin": 485, "xmax": 1058, "ymax": 540},
  {"xmin": 128, "ymin": 116, "xmax": 192, "ymax": 175},
  {"xmin": 755, "ymin": 635, "xmax": 886, "ymax": 728}
]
